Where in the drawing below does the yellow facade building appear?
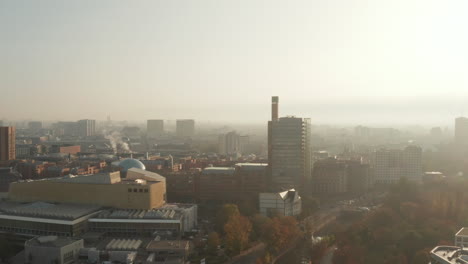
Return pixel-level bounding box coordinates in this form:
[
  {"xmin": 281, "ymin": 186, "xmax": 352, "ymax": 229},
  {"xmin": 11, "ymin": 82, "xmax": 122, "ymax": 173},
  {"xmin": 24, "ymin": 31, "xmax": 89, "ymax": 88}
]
[{"xmin": 9, "ymin": 168, "xmax": 166, "ymax": 210}]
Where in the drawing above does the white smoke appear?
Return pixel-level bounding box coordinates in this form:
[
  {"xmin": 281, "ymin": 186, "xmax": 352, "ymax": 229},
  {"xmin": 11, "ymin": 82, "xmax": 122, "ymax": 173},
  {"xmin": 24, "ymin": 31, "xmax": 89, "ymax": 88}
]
[{"xmin": 104, "ymin": 131, "xmax": 130, "ymax": 153}]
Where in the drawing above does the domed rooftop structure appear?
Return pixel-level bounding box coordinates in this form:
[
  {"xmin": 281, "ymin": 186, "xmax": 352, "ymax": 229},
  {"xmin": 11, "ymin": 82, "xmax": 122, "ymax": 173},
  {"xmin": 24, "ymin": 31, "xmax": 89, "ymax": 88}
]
[{"xmin": 118, "ymin": 158, "xmax": 146, "ymax": 172}]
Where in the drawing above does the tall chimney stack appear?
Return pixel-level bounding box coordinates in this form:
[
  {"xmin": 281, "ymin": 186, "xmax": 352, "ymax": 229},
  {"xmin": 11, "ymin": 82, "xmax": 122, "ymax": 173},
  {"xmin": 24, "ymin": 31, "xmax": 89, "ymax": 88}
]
[{"xmin": 272, "ymin": 96, "xmax": 279, "ymax": 121}]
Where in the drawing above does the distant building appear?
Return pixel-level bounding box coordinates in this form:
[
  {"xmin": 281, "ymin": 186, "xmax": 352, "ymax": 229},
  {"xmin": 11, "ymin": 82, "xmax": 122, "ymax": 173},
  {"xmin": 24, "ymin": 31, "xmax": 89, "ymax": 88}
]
[
  {"xmin": 239, "ymin": 135, "xmax": 250, "ymax": 153},
  {"xmin": 77, "ymin": 119, "xmax": 96, "ymax": 137},
  {"xmin": 312, "ymin": 158, "xmax": 348, "ymax": 194},
  {"xmin": 176, "ymin": 119, "xmax": 195, "ymax": 138},
  {"xmin": 147, "ymin": 119, "xmax": 164, "ymax": 139},
  {"xmin": 423, "ymin": 171, "xmax": 445, "ymax": 183},
  {"xmin": 218, "ymin": 131, "xmax": 241, "ymax": 155},
  {"xmin": 347, "ymin": 160, "xmax": 372, "ymax": 193},
  {"xmin": 166, "ymin": 171, "xmax": 197, "ymax": 202},
  {"xmin": 373, "ymin": 146, "xmax": 422, "ymax": 184},
  {"xmin": 455, "ymin": 117, "xmax": 468, "ymax": 145},
  {"xmin": 259, "ymin": 189, "xmax": 301, "ymax": 217},
  {"xmin": 196, "ymin": 164, "xmax": 268, "ymax": 203},
  {"xmin": 430, "ymin": 126, "xmax": 443, "ymax": 138},
  {"xmin": 0, "ymin": 126, "xmax": 15, "ymax": 161},
  {"xmin": 25, "ymin": 236, "xmax": 84, "ymax": 264},
  {"xmin": 0, "ymin": 167, "xmax": 21, "ymax": 193},
  {"xmin": 53, "ymin": 122, "xmax": 77, "ymax": 137},
  {"xmin": 311, "ymin": 158, "xmax": 372, "ymax": 194},
  {"xmin": 16, "ymin": 144, "xmax": 32, "ymax": 158},
  {"xmin": 197, "ymin": 167, "xmax": 238, "ymax": 202},
  {"xmin": 236, "ymin": 163, "xmax": 268, "ymax": 202},
  {"xmin": 354, "ymin": 125, "xmax": 371, "ymax": 138},
  {"xmin": 122, "ymin": 126, "xmax": 140, "ymax": 138},
  {"xmin": 27, "ymin": 121, "xmax": 43, "ymax": 131},
  {"xmin": 50, "ymin": 144, "xmax": 81, "ymax": 154},
  {"xmin": 455, "ymin": 227, "xmax": 468, "ymax": 248}
]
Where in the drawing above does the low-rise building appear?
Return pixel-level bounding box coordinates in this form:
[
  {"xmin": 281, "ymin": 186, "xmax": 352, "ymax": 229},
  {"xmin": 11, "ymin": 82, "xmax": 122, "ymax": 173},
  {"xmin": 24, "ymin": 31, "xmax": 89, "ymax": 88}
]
[
  {"xmin": 49, "ymin": 144, "xmax": 81, "ymax": 155},
  {"xmin": 430, "ymin": 246, "xmax": 468, "ymax": 264},
  {"xmin": 145, "ymin": 240, "xmax": 190, "ymax": 264},
  {"xmin": 25, "ymin": 236, "xmax": 84, "ymax": 264},
  {"xmin": 9, "ymin": 168, "xmax": 166, "ymax": 210},
  {"xmin": 259, "ymin": 189, "xmax": 301, "ymax": 217},
  {"xmin": 236, "ymin": 163, "xmax": 268, "ymax": 202},
  {"xmin": 312, "ymin": 158, "xmax": 348, "ymax": 194},
  {"xmin": 0, "ymin": 167, "xmax": 21, "ymax": 193},
  {"xmin": 430, "ymin": 227, "xmax": 468, "ymax": 264},
  {"xmin": 456, "ymin": 227, "xmax": 468, "ymax": 248},
  {"xmin": 197, "ymin": 167, "xmax": 237, "ymax": 202},
  {"xmin": 0, "ymin": 201, "xmax": 101, "ymax": 243},
  {"xmin": 88, "ymin": 204, "xmax": 197, "ymax": 237}
]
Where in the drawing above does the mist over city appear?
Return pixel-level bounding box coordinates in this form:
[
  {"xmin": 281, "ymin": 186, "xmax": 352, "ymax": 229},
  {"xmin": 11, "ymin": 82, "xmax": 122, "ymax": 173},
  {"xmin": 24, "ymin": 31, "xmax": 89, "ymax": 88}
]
[{"xmin": 1, "ymin": 1, "xmax": 468, "ymax": 264}]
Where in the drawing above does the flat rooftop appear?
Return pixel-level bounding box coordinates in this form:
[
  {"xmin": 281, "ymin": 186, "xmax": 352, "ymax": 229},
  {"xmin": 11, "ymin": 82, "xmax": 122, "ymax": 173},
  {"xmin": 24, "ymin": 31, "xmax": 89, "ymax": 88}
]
[
  {"xmin": 90, "ymin": 204, "xmax": 196, "ymax": 221},
  {"xmin": 26, "ymin": 236, "xmax": 82, "ymax": 248},
  {"xmin": 431, "ymin": 246, "xmax": 468, "ymax": 264},
  {"xmin": 0, "ymin": 201, "xmax": 101, "ymax": 220},
  {"xmin": 146, "ymin": 240, "xmax": 189, "ymax": 251},
  {"xmin": 235, "ymin": 163, "xmax": 268, "ymax": 170},
  {"xmin": 202, "ymin": 167, "xmax": 235, "ymax": 175}
]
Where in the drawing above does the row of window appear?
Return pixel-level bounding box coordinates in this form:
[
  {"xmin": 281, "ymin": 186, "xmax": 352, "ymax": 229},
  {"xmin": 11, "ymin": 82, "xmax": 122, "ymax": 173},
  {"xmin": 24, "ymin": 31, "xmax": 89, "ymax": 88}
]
[{"xmin": 128, "ymin": 188, "xmax": 148, "ymax": 193}]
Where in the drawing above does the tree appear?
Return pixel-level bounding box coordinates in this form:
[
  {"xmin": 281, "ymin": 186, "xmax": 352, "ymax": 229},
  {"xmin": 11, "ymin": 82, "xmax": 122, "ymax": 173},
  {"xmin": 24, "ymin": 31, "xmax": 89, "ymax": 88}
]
[
  {"xmin": 255, "ymin": 252, "xmax": 271, "ymax": 264},
  {"xmin": 251, "ymin": 214, "xmax": 272, "ymax": 241},
  {"xmin": 216, "ymin": 204, "xmax": 240, "ymax": 233},
  {"xmin": 413, "ymin": 249, "xmax": 430, "ymax": 264},
  {"xmin": 262, "ymin": 216, "xmax": 301, "ymax": 253},
  {"xmin": 207, "ymin": 232, "xmax": 221, "ymax": 255},
  {"xmin": 224, "ymin": 214, "xmax": 252, "ymax": 256}
]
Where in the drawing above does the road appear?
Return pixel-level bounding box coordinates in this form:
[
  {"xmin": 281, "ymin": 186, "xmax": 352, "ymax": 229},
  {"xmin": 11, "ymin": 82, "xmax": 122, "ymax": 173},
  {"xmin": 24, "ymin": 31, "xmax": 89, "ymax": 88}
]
[{"xmin": 225, "ymin": 243, "xmax": 266, "ymax": 264}]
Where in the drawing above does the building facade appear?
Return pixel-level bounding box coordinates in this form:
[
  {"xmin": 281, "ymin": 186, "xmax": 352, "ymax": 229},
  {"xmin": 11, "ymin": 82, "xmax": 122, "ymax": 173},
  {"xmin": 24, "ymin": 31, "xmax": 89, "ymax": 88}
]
[
  {"xmin": 147, "ymin": 120, "xmax": 164, "ymax": 139},
  {"xmin": 9, "ymin": 169, "xmax": 167, "ymax": 210},
  {"xmin": 455, "ymin": 117, "xmax": 468, "ymax": 146},
  {"xmin": 176, "ymin": 120, "xmax": 195, "ymax": 138},
  {"xmin": 259, "ymin": 189, "xmax": 301, "ymax": 217},
  {"xmin": 218, "ymin": 131, "xmax": 241, "ymax": 155},
  {"xmin": 0, "ymin": 126, "xmax": 15, "ymax": 161},
  {"xmin": 312, "ymin": 158, "xmax": 348, "ymax": 194},
  {"xmin": 270, "ymin": 116, "xmax": 312, "ymax": 190},
  {"xmin": 77, "ymin": 119, "xmax": 96, "ymax": 137},
  {"xmin": 25, "ymin": 236, "xmax": 84, "ymax": 264},
  {"xmin": 373, "ymin": 146, "xmax": 422, "ymax": 184},
  {"xmin": 455, "ymin": 227, "xmax": 468, "ymax": 248}
]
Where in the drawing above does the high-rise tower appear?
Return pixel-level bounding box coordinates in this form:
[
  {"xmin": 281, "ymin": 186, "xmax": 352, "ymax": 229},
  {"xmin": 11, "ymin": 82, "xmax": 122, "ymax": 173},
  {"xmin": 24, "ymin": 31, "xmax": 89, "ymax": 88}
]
[
  {"xmin": 147, "ymin": 120, "xmax": 164, "ymax": 139},
  {"xmin": 268, "ymin": 97, "xmax": 312, "ymax": 191},
  {"xmin": 0, "ymin": 127, "xmax": 16, "ymax": 161}
]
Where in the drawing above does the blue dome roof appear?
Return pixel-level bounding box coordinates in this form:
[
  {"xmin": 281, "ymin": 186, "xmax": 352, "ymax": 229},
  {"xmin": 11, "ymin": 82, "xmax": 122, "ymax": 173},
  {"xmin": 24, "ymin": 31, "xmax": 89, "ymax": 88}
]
[{"xmin": 118, "ymin": 158, "xmax": 145, "ymax": 172}]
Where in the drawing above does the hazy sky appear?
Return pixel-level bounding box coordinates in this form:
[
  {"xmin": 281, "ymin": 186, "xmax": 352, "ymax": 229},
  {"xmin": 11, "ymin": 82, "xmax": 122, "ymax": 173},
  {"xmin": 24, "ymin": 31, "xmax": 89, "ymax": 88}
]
[{"xmin": 1, "ymin": 0, "xmax": 468, "ymax": 125}]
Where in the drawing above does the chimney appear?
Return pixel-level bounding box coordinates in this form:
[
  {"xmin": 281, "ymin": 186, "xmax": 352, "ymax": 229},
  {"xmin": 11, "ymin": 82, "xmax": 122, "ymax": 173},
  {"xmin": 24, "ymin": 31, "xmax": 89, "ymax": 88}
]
[{"xmin": 272, "ymin": 96, "xmax": 279, "ymax": 121}]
